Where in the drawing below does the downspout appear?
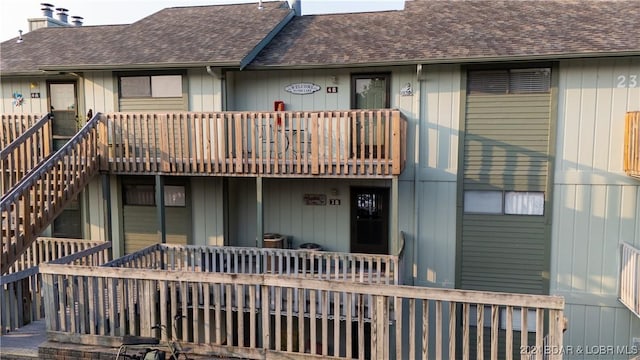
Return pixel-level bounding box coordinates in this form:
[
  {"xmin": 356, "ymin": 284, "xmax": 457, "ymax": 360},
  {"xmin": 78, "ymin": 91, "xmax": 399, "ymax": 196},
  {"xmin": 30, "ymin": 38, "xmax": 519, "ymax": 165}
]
[{"xmin": 412, "ymin": 64, "xmax": 424, "ymax": 286}]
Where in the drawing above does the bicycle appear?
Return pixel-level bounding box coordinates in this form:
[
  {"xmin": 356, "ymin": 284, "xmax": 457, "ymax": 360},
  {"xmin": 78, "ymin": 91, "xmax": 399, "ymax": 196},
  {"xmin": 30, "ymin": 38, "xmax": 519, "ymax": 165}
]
[{"xmin": 116, "ymin": 315, "xmax": 190, "ymax": 360}]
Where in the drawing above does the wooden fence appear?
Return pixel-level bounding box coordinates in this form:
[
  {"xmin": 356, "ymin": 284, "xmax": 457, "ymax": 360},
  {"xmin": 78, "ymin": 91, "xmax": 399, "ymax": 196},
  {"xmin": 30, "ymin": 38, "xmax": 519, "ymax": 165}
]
[
  {"xmin": 102, "ymin": 110, "xmax": 407, "ymax": 177},
  {"xmin": 620, "ymin": 242, "xmax": 640, "ymax": 318},
  {"xmin": 1, "ymin": 114, "xmax": 51, "ymax": 196},
  {"xmin": 1, "ymin": 113, "xmax": 103, "ymax": 274},
  {"xmin": 1, "ymin": 114, "xmax": 44, "ymax": 148},
  {"xmin": 1, "ymin": 238, "xmax": 110, "ymax": 333},
  {"xmin": 624, "ymin": 111, "xmax": 640, "ymax": 178},
  {"xmin": 104, "ymin": 244, "xmax": 401, "ymax": 286},
  {"xmin": 40, "ymin": 249, "xmax": 564, "ymax": 359}
]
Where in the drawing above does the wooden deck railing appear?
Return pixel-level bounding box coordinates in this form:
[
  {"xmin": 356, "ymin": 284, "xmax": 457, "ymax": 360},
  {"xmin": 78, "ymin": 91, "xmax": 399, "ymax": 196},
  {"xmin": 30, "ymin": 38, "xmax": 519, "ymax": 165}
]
[
  {"xmin": 0, "ymin": 113, "xmax": 104, "ymax": 274},
  {"xmin": 104, "ymin": 243, "xmax": 401, "ymax": 285},
  {"xmin": 1, "ymin": 114, "xmax": 44, "ymax": 148},
  {"xmin": 40, "ymin": 261, "xmax": 565, "ymax": 359},
  {"xmin": 102, "ymin": 110, "xmax": 407, "ymax": 178},
  {"xmin": 620, "ymin": 242, "xmax": 640, "ymax": 318},
  {"xmin": 1, "ymin": 238, "xmax": 110, "ymax": 333},
  {"xmin": 624, "ymin": 111, "xmax": 640, "ymax": 178},
  {"xmin": 1, "ymin": 114, "xmax": 52, "ymax": 197}
]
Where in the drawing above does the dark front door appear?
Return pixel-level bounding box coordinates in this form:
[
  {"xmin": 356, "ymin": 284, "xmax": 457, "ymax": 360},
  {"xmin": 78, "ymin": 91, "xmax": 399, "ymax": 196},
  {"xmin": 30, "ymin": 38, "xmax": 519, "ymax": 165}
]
[
  {"xmin": 48, "ymin": 82, "xmax": 78, "ymax": 150},
  {"xmin": 350, "ymin": 187, "xmax": 389, "ymax": 254}
]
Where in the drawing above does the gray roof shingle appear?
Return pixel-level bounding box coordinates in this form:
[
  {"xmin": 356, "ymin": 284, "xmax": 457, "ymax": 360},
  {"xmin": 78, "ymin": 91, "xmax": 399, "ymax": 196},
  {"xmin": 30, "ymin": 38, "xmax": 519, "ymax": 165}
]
[
  {"xmin": 251, "ymin": 0, "xmax": 640, "ymax": 67},
  {"xmin": 0, "ymin": 2, "xmax": 293, "ymax": 74}
]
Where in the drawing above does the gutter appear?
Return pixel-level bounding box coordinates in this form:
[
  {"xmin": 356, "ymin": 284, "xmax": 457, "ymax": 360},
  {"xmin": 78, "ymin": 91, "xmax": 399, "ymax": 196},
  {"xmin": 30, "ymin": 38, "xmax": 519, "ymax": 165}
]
[
  {"xmin": 239, "ymin": 9, "xmax": 296, "ymax": 70},
  {"xmin": 244, "ymin": 50, "xmax": 640, "ymax": 70}
]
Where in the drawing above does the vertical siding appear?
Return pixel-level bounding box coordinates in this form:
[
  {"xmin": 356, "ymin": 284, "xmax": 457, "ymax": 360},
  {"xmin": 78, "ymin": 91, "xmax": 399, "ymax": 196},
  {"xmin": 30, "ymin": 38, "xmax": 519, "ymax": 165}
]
[
  {"xmin": 413, "ymin": 64, "xmax": 461, "ymax": 288},
  {"xmin": 190, "ymin": 178, "xmax": 225, "ymax": 246},
  {"xmin": 0, "ymin": 76, "xmax": 49, "ymax": 113},
  {"xmin": 82, "ymin": 71, "xmax": 115, "ymax": 113},
  {"xmin": 187, "ymin": 68, "xmax": 223, "ymax": 112},
  {"xmin": 85, "ymin": 177, "xmax": 106, "ymax": 242},
  {"xmin": 553, "ymin": 57, "xmax": 640, "ymax": 354}
]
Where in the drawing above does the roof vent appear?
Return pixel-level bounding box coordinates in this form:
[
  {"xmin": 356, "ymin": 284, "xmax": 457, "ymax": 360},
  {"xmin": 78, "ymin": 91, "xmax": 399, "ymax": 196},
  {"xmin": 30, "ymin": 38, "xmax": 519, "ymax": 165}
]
[
  {"xmin": 55, "ymin": 7, "xmax": 68, "ymax": 23},
  {"xmin": 41, "ymin": 3, "xmax": 54, "ymax": 17},
  {"xmin": 16, "ymin": 30, "xmax": 24, "ymax": 44},
  {"xmin": 72, "ymin": 16, "xmax": 83, "ymax": 26}
]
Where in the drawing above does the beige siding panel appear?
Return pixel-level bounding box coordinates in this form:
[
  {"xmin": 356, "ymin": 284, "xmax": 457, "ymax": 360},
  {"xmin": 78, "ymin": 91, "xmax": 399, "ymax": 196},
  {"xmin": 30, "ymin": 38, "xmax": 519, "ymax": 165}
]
[
  {"xmin": 421, "ymin": 64, "xmax": 461, "ymax": 181},
  {"xmin": 191, "ymin": 178, "xmax": 225, "ymax": 246},
  {"xmin": 187, "ymin": 68, "xmax": 223, "ymax": 112},
  {"xmin": 119, "ymin": 97, "xmax": 187, "ymax": 112},
  {"xmin": 415, "ymin": 181, "xmax": 457, "ymax": 288},
  {"xmin": 556, "ymin": 57, "xmax": 640, "ymax": 178},
  {"xmin": 562, "ymin": 302, "xmax": 640, "ymax": 359},
  {"xmin": 123, "ymin": 206, "xmax": 158, "ymax": 254},
  {"xmin": 0, "ymin": 77, "xmax": 49, "ymax": 113},
  {"xmin": 83, "ymin": 71, "xmax": 116, "ymax": 114},
  {"xmin": 85, "ymin": 177, "xmax": 106, "ymax": 242}
]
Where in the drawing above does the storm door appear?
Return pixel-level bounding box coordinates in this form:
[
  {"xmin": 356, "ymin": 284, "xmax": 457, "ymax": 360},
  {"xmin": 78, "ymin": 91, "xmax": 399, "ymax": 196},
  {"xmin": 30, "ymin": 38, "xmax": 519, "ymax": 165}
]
[
  {"xmin": 48, "ymin": 81, "xmax": 82, "ymax": 238},
  {"xmin": 350, "ymin": 187, "xmax": 389, "ymax": 254}
]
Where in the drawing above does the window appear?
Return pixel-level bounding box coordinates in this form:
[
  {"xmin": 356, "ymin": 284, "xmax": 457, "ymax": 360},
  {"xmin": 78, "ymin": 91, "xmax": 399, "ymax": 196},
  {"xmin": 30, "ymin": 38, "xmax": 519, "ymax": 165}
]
[
  {"xmin": 468, "ymin": 68, "xmax": 551, "ymax": 95},
  {"xmin": 123, "ymin": 184, "xmax": 186, "ymax": 207},
  {"xmin": 120, "ymin": 74, "xmax": 182, "ymax": 98},
  {"xmin": 351, "ymin": 73, "xmax": 390, "ymax": 109},
  {"xmin": 464, "ymin": 190, "xmax": 544, "ymax": 216}
]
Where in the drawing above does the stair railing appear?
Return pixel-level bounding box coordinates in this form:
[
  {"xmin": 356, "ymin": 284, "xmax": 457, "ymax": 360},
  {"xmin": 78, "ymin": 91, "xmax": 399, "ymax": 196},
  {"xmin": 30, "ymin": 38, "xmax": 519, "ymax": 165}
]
[
  {"xmin": 1, "ymin": 113, "xmax": 104, "ymax": 274},
  {"xmin": 1, "ymin": 113, "xmax": 52, "ymax": 197}
]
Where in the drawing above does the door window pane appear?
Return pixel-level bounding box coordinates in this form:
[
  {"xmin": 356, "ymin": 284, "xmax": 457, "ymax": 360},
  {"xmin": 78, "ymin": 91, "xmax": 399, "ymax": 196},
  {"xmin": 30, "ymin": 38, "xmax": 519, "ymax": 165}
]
[
  {"xmin": 504, "ymin": 191, "xmax": 544, "ymax": 215},
  {"xmin": 463, "ymin": 191, "xmax": 503, "ymax": 214},
  {"xmin": 49, "ymin": 83, "xmax": 75, "ymax": 110},
  {"xmin": 353, "ymin": 74, "xmax": 390, "ymax": 109}
]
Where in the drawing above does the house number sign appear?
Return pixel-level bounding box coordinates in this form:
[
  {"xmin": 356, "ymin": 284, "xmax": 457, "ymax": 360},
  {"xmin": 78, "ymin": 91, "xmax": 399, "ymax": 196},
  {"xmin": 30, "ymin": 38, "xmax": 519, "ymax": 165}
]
[{"xmin": 285, "ymin": 83, "xmax": 321, "ymax": 95}]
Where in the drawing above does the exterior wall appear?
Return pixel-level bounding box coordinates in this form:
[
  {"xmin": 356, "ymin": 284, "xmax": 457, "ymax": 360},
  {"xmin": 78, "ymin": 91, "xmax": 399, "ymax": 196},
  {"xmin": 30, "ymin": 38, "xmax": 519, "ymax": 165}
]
[
  {"xmin": 187, "ymin": 67, "xmax": 224, "ymax": 112},
  {"xmin": 191, "ymin": 177, "xmax": 225, "ymax": 246},
  {"xmin": 0, "ymin": 76, "xmax": 50, "ymax": 114},
  {"xmin": 553, "ymin": 57, "xmax": 640, "ymax": 354},
  {"xmin": 413, "ymin": 64, "xmax": 461, "ymax": 288}
]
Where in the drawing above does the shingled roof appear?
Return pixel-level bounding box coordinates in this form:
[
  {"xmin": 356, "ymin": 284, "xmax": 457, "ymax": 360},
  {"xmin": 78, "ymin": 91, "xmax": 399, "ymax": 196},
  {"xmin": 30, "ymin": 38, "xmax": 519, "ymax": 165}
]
[
  {"xmin": 251, "ymin": 0, "xmax": 640, "ymax": 68},
  {"xmin": 0, "ymin": 2, "xmax": 293, "ymax": 75}
]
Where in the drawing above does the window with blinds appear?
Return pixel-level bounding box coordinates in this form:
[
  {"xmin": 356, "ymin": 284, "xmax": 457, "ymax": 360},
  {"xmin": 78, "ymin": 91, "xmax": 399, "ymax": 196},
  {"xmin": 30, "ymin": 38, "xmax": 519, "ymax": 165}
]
[{"xmin": 468, "ymin": 68, "xmax": 551, "ymax": 94}]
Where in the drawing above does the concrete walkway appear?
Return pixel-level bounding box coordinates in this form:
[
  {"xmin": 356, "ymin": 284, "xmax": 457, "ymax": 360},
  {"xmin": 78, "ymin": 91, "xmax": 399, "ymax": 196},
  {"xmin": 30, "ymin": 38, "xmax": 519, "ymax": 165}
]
[{"xmin": 0, "ymin": 320, "xmax": 46, "ymax": 359}]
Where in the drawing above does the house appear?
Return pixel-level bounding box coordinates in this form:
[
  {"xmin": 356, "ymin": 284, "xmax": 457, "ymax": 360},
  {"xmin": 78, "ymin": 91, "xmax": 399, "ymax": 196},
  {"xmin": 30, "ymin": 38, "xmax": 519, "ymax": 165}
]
[{"xmin": 1, "ymin": 0, "xmax": 639, "ymax": 358}]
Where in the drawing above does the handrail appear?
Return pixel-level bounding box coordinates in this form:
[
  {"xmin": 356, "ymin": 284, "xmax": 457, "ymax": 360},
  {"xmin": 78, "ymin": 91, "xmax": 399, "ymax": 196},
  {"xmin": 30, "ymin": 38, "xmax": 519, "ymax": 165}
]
[
  {"xmin": 102, "ymin": 110, "xmax": 407, "ymax": 177},
  {"xmin": 0, "ymin": 239, "xmax": 110, "ymax": 333},
  {"xmin": 1, "ymin": 114, "xmax": 52, "ymax": 198},
  {"xmin": 1, "ymin": 113, "xmax": 104, "ymax": 274},
  {"xmin": 104, "ymin": 243, "xmax": 400, "ymax": 285},
  {"xmin": 624, "ymin": 111, "xmax": 640, "ymax": 178},
  {"xmin": 1, "ymin": 114, "xmax": 43, "ymax": 147},
  {"xmin": 40, "ymin": 262, "xmax": 565, "ymax": 358},
  {"xmin": 620, "ymin": 242, "xmax": 640, "ymax": 318}
]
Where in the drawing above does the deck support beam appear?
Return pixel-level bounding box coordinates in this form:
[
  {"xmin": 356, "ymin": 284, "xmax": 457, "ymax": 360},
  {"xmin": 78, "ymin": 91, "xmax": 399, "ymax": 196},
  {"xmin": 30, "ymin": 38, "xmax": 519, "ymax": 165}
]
[
  {"xmin": 256, "ymin": 176, "xmax": 264, "ymax": 248},
  {"xmin": 155, "ymin": 175, "xmax": 166, "ymax": 244},
  {"xmin": 391, "ymin": 176, "xmax": 399, "ymax": 255}
]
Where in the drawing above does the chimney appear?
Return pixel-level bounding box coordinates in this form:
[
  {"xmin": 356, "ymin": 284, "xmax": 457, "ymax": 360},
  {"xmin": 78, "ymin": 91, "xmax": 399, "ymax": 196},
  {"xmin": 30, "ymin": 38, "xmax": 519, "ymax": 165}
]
[
  {"xmin": 56, "ymin": 7, "xmax": 68, "ymax": 23},
  {"xmin": 41, "ymin": 3, "xmax": 54, "ymax": 17},
  {"xmin": 72, "ymin": 16, "xmax": 83, "ymax": 26}
]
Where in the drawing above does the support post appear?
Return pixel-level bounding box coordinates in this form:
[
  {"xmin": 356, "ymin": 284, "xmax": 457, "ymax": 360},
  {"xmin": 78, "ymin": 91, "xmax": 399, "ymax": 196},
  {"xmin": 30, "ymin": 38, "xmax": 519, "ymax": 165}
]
[
  {"xmin": 256, "ymin": 176, "xmax": 264, "ymax": 247},
  {"xmin": 391, "ymin": 176, "xmax": 399, "ymax": 255},
  {"xmin": 101, "ymin": 174, "xmax": 112, "ymax": 244},
  {"xmin": 155, "ymin": 175, "xmax": 166, "ymax": 244}
]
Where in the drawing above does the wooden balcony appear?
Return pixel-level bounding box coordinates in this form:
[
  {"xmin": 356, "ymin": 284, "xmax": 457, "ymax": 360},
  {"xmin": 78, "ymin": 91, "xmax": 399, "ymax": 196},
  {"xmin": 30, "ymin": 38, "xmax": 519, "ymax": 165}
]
[
  {"xmin": 40, "ymin": 244, "xmax": 565, "ymax": 360},
  {"xmin": 624, "ymin": 111, "xmax": 640, "ymax": 179},
  {"xmin": 101, "ymin": 110, "xmax": 407, "ymax": 178}
]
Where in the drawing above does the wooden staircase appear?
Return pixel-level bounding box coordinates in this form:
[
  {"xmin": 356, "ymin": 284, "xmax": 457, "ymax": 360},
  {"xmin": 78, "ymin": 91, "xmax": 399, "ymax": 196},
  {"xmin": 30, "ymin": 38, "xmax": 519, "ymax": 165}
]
[{"xmin": 1, "ymin": 113, "xmax": 104, "ymax": 274}]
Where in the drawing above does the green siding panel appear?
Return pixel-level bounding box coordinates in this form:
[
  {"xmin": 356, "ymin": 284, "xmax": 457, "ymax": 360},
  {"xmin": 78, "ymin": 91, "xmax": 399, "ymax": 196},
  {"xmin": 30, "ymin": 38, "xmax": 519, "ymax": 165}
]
[{"xmin": 460, "ymin": 90, "xmax": 552, "ymax": 295}]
